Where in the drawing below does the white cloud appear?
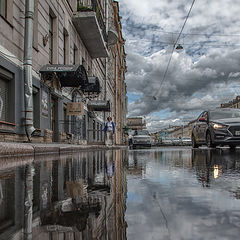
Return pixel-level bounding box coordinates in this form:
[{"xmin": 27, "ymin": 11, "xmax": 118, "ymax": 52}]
[{"xmin": 118, "ymin": 0, "xmax": 240, "ymax": 131}]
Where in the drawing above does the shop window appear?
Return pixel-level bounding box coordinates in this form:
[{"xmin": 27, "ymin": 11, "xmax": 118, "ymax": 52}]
[{"xmin": 64, "ymin": 107, "xmax": 69, "ymax": 133}]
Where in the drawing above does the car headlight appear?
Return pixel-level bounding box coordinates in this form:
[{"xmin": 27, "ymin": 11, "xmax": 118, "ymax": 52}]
[{"xmin": 212, "ymin": 123, "xmax": 227, "ymax": 130}]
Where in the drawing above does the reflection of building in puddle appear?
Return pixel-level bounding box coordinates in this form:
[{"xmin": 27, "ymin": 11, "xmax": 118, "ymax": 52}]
[
  {"xmin": 41, "ymin": 196, "xmax": 102, "ymax": 233},
  {"xmin": 127, "ymin": 152, "xmax": 146, "ymax": 177},
  {"xmin": 0, "ymin": 168, "xmax": 15, "ymax": 235},
  {"xmin": 0, "ymin": 150, "xmax": 127, "ymax": 240}
]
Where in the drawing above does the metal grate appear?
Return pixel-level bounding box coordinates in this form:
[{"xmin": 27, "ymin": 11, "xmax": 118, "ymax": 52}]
[{"xmin": 228, "ymin": 126, "xmax": 240, "ymax": 136}]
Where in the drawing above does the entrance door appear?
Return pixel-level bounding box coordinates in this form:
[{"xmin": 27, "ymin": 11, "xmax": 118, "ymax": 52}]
[{"xmin": 51, "ymin": 97, "xmax": 58, "ymax": 142}]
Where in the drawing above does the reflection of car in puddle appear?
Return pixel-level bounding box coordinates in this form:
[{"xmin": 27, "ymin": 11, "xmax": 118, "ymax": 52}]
[{"xmin": 192, "ymin": 149, "xmax": 240, "ymax": 188}]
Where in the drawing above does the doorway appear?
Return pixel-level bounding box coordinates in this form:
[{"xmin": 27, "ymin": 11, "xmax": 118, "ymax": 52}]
[{"xmin": 50, "ymin": 96, "xmax": 58, "ymax": 142}]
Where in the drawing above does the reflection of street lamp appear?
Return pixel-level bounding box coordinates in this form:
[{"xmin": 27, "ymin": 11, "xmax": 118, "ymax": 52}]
[{"xmin": 214, "ymin": 165, "xmax": 219, "ymax": 179}]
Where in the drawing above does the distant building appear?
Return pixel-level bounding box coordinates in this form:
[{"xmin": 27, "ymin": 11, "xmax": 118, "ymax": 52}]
[
  {"xmin": 153, "ymin": 120, "xmax": 196, "ymax": 140},
  {"xmin": 221, "ymin": 96, "xmax": 240, "ymax": 109},
  {"xmin": 126, "ymin": 117, "xmax": 146, "ymax": 130}
]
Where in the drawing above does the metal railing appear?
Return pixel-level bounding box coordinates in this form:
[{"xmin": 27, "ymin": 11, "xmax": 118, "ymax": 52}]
[{"xmin": 77, "ymin": 0, "xmax": 107, "ymax": 42}]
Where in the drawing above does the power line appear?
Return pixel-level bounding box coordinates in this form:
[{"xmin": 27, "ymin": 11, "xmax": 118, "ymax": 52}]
[
  {"xmin": 157, "ymin": 0, "xmax": 197, "ymax": 99},
  {"xmin": 127, "ymin": 38, "xmax": 240, "ymax": 47},
  {"xmin": 128, "ymin": 29, "xmax": 240, "ymax": 38}
]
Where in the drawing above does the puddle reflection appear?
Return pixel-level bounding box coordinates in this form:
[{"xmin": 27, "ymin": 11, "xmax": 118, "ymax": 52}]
[
  {"xmin": 1, "ymin": 148, "xmax": 240, "ymax": 240},
  {"xmin": 0, "ymin": 150, "xmax": 127, "ymax": 240},
  {"xmin": 126, "ymin": 148, "xmax": 240, "ymax": 240}
]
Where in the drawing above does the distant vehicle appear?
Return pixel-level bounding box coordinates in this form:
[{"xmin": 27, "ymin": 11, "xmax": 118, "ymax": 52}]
[
  {"xmin": 162, "ymin": 138, "xmax": 173, "ymax": 145},
  {"xmin": 181, "ymin": 137, "xmax": 192, "ymax": 146},
  {"xmin": 171, "ymin": 138, "xmax": 181, "ymax": 146},
  {"xmin": 132, "ymin": 130, "xmax": 151, "ymax": 149},
  {"xmin": 192, "ymin": 108, "xmax": 240, "ymax": 149}
]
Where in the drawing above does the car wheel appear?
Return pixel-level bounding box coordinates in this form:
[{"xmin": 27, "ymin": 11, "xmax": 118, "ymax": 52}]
[
  {"xmin": 192, "ymin": 135, "xmax": 199, "ymax": 148},
  {"xmin": 206, "ymin": 132, "xmax": 215, "ymax": 148}
]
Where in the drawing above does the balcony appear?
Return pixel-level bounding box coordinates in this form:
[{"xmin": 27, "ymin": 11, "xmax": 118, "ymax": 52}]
[{"xmin": 72, "ymin": 0, "xmax": 108, "ymax": 58}]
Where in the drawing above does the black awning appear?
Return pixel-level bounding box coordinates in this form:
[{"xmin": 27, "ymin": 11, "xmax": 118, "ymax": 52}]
[
  {"xmin": 87, "ymin": 100, "xmax": 110, "ymax": 112},
  {"xmin": 39, "ymin": 64, "xmax": 88, "ymax": 88},
  {"xmin": 82, "ymin": 76, "xmax": 101, "ymax": 94}
]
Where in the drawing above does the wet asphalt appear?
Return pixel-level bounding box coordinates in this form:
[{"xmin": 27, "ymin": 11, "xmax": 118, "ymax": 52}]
[{"xmin": 0, "ymin": 146, "xmax": 240, "ymax": 240}]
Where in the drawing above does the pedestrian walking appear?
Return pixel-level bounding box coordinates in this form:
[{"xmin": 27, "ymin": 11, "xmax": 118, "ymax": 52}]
[{"xmin": 104, "ymin": 116, "xmax": 115, "ymax": 146}]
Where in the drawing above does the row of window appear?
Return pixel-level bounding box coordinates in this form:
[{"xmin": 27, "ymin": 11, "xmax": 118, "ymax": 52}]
[
  {"xmin": 0, "ymin": 0, "xmax": 95, "ymax": 73},
  {"xmin": 48, "ymin": 10, "xmax": 92, "ymax": 74}
]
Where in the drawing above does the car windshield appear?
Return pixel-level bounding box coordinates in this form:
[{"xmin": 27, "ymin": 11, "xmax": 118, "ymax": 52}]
[
  {"xmin": 134, "ymin": 130, "xmax": 149, "ymax": 135},
  {"xmin": 209, "ymin": 109, "xmax": 240, "ymax": 120}
]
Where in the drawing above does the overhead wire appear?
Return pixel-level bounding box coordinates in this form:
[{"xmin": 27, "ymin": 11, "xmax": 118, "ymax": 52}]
[
  {"xmin": 156, "ymin": 0, "xmax": 197, "ymax": 99},
  {"xmin": 128, "ymin": 29, "xmax": 240, "ymax": 37},
  {"xmin": 127, "ymin": 38, "xmax": 240, "ymax": 47}
]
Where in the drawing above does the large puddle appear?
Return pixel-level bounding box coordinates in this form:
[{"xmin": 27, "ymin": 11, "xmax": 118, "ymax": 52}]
[{"xmin": 0, "ymin": 148, "xmax": 240, "ymax": 240}]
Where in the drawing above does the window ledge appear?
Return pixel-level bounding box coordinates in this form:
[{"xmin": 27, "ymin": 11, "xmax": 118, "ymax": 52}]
[
  {"xmin": 33, "ymin": 46, "xmax": 39, "ymax": 52},
  {"xmin": 0, "ymin": 15, "xmax": 13, "ymax": 28},
  {"xmin": 0, "ymin": 121, "xmax": 16, "ymax": 133},
  {"xmin": 0, "ymin": 121, "xmax": 16, "ymax": 126}
]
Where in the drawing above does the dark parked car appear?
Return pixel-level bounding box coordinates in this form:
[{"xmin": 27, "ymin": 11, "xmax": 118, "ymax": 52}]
[{"xmin": 192, "ymin": 108, "xmax": 240, "ymax": 149}]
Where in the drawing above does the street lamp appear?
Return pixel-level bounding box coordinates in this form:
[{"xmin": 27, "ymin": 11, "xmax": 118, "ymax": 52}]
[{"xmin": 176, "ymin": 44, "xmax": 183, "ymax": 50}]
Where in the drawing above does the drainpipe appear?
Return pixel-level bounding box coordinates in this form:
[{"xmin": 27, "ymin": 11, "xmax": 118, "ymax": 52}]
[
  {"xmin": 24, "ymin": 164, "xmax": 34, "ymax": 240},
  {"xmin": 24, "ymin": 0, "xmax": 35, "ymax": 141}
]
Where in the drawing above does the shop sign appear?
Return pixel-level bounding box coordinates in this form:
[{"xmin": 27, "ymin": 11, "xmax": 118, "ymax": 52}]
[
  {"xmin": 67, "ymin": 102, "xmax": 84, "ymax": 116},
  {"xmin": 41, "ymin": 90, "xmax": 49, "ymax": 117}
]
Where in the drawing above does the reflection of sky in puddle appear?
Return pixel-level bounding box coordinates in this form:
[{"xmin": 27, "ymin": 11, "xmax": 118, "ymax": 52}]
[
  {"xmin": 126, "ymin": 149, "xmax": 240, "ymax": 240},
  {"xmin": 127, "ymin": 191, "xmax": 142, "ymax": 203}
]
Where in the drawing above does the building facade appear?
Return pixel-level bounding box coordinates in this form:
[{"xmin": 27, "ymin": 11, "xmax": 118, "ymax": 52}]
[
  {"xmin": 221, "ymin": 96, "xmax": 240, "ymax": 109},
  {"xmin": 126, "ymin": 117, "xmax": 146, "ymax": 131},
  {"xmin": 0, "ymin": 0, "xmax": 127, "ymax": 144},
  {"xmin": 112, "ymin": 1, "xmax": 127, "ymax": 145}
]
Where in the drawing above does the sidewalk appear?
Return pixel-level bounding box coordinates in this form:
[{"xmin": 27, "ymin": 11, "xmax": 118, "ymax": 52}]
[{"xmin": 0, "ymin": 142, "xmax": 127, "ymax": 158}]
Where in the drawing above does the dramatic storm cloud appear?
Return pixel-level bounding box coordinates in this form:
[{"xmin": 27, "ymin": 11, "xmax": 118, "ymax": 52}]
[{"xmin": 118, "ymin": 0, "xmax": 240, "ymax": 132}]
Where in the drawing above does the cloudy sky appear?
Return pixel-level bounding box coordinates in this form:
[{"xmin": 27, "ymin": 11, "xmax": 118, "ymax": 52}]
[{"xmin": 117, "ymin": 0, "xmax": 240, "ymax": 132}]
